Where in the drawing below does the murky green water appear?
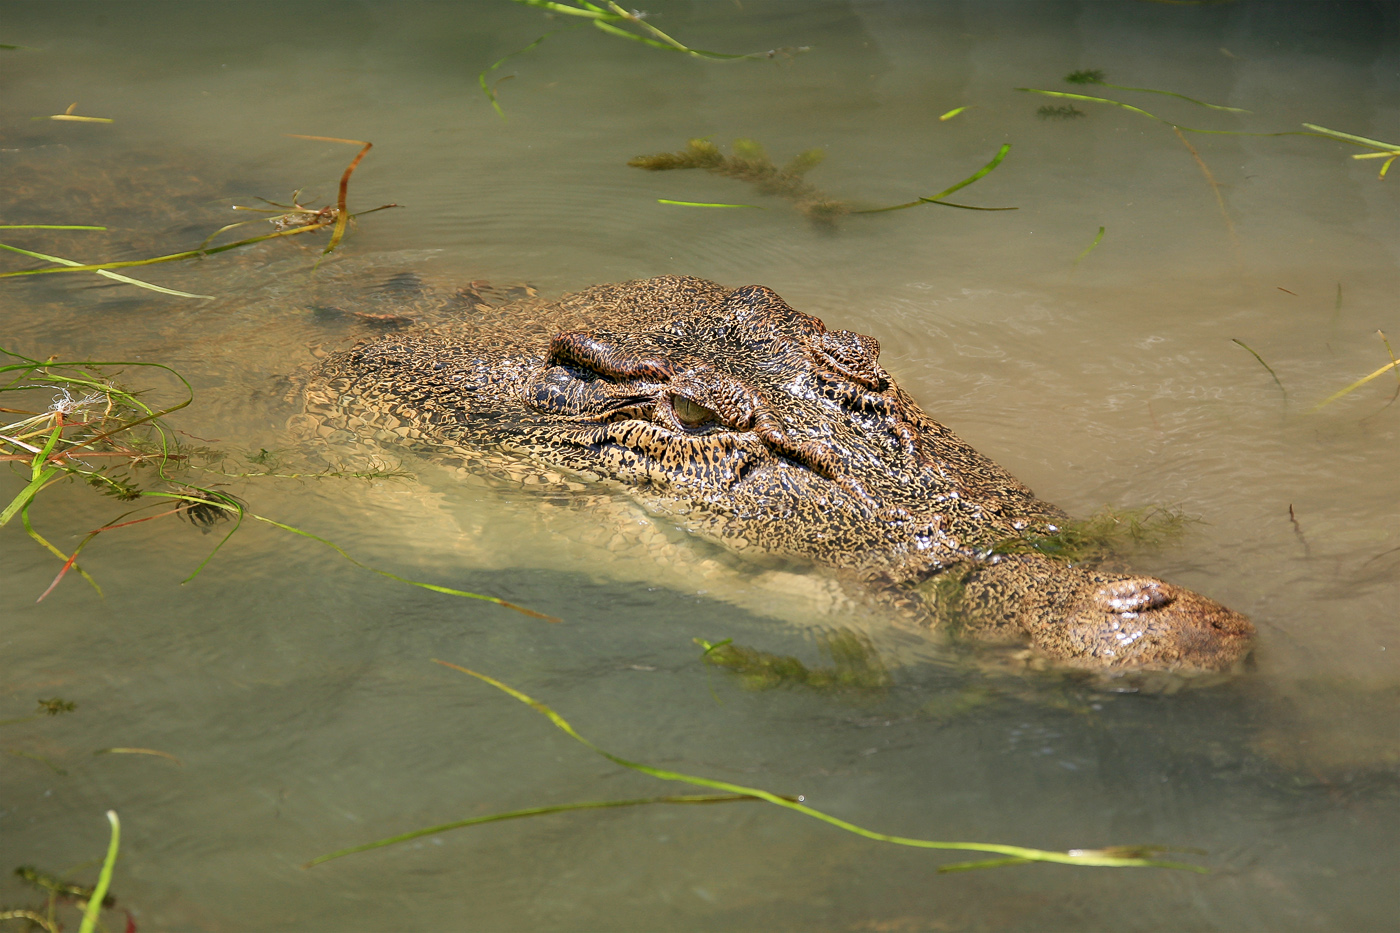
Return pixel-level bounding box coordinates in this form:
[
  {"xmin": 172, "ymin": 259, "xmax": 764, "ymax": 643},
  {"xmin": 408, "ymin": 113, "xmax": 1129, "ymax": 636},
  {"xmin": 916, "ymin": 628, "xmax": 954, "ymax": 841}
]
[{"xmin": 3, "ymin": 2, "xmax": 1398, "ymax": 930}]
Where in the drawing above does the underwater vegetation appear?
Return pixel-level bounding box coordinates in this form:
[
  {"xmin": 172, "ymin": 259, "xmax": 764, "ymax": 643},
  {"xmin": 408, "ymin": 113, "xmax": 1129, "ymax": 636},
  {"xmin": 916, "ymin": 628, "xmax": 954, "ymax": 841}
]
[
  {"xmin": 0, "ymin": 349, "xmax": 552, "ymax": 619},
  {"xmin": 629, "ymin": 137, "xmax": 847, "ymax": 222},
  {"xmin": 481, "ymin": 1, "xmax": 809, "ymax": 117},
  {"xmin": 694, "ymin": 629, "xmax": 891, "ymax": 694},
  {"xmin": 629, "ymin": 138, "xmax": 1016, "ymax": 224},
  {"xmin": 306, "ymin": 664, "xmax": 1205, "ymax": 875},
  {"xmin": 1, "ymin": 813, "xmax": 125, "ymax": 933},
  {"xmin": 1062, "ymin": 68, "xmax": 1248, "ymax": 113},
  {"xmin": 0, "ymin": 137, "xmax": 396, "ymax": 299},
  {"xmin": 1037, "ymin": 104, "xmax": 1085, "ymax": 120},
  {"xmin": 1021, "ymin": 68, "xmax": 1400, "ymax": 181}
]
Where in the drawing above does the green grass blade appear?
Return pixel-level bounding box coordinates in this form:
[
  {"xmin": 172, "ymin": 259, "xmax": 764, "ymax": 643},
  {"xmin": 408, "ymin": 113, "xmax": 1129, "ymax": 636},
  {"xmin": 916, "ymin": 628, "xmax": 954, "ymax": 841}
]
[
  {"xmin": 479, "ymin": 32, "xmax": 558, "ymax": 118},
  {"xmin": 1019, "ymin": 89, "xmax": 1304, "ymax": 139},
  {"xmin": 306, "ymin": 794, "xmax": 764, "ymax": 868},
  {"xmin": 1103, "ymin": 83, "xmax": 1248, "ymax": 113},
  {"xmin": 432, "ymin": 662, "xmax": 1207, "ymax": 873},
  {"xmin": 936, "ymin": 857, "xmax": 1034, "ymax": 873},
  {"xmin": 513, "ymin": 0, "xmax": 620, "ymax": 21},
  {"xmin": 127, "ymin": 490, "xmax": 246, "ymax": 583},
  {"xmin": 1, "ymin": 434, "xmax": 61, "ymax": 528},
  {"xmin": 23, "ymin": 506, "xmax": 103, "ymax": 598},
  {"xmin": 29, "ymin": 420, "xmax": 61, "ymax": 482},
  {"xmin": 1301, "ymin": 123, "xmax": 1400, "ymax": 152},
  {"xmin": 657, "ymin": 199, "xmax": 762, "ymax": 209},
  {"xmin": 919, "ymin": 142, "xmax": 1012, "ymax": 201},
  {"xmin": 0, "ymin": 238, "xmax": 215, "ymax": 295},
  {"xmin": 1232, "ymin": 339, "xmax": 1286, "ymax": 399},
  {"xmin": 854, "ymin": 143, "xmax": 1014, "ymax": 214},
  {"xmin": 909, "ymin": 200, "xmax": 1016, "ymax": 212},
  {"xmin": 1075, "ymin": 225, "xmax": 1106, "ymax": 264},
  {"xmin": 77, "ymin": 811, "xmax": 119, "ymax": 933},
  {"xmin": 0, "ymin": 222, "xmax": 329, "ymax": 279},
  {"xmin": 252, "ymin": 516, "xmax": 560, "ymax": 621},
  {"xmin": 1311, "ymin": 358, "xmax": 1400, "ymax": 411},
  {"xmin": 590, "ymin": 19, "xmax": 756, "ymax": 60},
  {"xmin": 7, "ymin": 748, "xmax": 67, "ymax": 774}
]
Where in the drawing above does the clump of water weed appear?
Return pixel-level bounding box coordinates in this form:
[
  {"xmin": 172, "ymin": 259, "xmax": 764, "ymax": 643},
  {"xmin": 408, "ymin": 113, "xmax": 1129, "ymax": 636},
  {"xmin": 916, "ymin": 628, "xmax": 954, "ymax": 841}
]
[
  {"xmin": 4, "ymin": 854, "xmax": 127, "ymax": 933},
  {"xmin": 1037, "ymin": 104, "xmax": 1085, "ymax": 120},
  {"xmin": 35, "ymin": 699, "xmax": 76, "ymax": 716},
  {"xmin": 630, "ymin": 138, "xmax": 1017, "ymax": 224},
  {"xmin": 630, "ymin": 138, "xmax": 848, "ymax": 223},
  {"xmin": 694, "ymin": 629, "xmax": 891, "ymax": 693},
  {"xmin": 991, "ymin": 506, "xmax": 1197, "ymax": 564}
]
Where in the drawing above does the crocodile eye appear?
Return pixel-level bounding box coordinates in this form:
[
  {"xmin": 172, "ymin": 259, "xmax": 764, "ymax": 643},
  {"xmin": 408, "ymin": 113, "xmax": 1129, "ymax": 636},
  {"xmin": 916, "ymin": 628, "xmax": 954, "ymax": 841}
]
[{"xmin": 672, "ymin": 394, "xmax": 718, "ymax": 428}]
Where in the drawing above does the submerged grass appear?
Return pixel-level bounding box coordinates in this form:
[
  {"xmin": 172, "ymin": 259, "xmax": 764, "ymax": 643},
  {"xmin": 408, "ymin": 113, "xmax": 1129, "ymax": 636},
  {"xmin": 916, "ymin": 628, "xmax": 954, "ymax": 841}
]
[
  {"xmin": 1232, "ymin": 339, "xmax": 1287, "ymax": 400},
  {"xmin": 3, "ymin": 814, "xmax": 124, "ymax": 933},
  {"xmin": 629, "ymin": 138, "xmax": 1016, "ymax": 223},
  {"xmin": 0, "ymin": 136, "xmax": 396, "ymax": 290},
  {"xmin": 695, "ymin": 629, "xmax": 891, "ymax": 693},
  {"xmin": 1021, "ymin": 81, "xmax": 1396, "ymax": 182},
  {"xmin": 1063, "ymin": 69, "xmax": 1247, "ymax": 113},
  {"xmin": 308, "ymin": 663, "xmax": 1207, "ymax": 874},
  {"xmin": 1074, "ymin": 225, "xmax": 1105, "ymax": 264},
  {"xmin": 306, "ymin": 794, "xmax": 773, "ymax": 867},
  {"xmin": 0, "ymin": 240, "xmax": 214, "ymax": 299},
  {"xmin": 0, "ymin": 348, "xmax": 555, "ymax": 620}
]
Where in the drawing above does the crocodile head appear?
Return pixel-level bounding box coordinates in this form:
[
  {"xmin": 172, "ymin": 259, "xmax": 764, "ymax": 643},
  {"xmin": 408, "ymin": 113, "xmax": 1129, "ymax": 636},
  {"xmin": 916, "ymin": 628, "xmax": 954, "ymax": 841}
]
[{"xmin": 312, "ymin": 275, "xmax": 1254, "ymax": 675}]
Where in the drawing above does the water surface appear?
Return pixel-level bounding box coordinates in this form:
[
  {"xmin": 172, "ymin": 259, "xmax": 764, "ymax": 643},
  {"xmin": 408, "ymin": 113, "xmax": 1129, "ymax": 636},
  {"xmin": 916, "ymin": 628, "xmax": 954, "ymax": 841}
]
[{"xmin": 2, "ymin": 2, "xmax": 1398, "ymax": 930}]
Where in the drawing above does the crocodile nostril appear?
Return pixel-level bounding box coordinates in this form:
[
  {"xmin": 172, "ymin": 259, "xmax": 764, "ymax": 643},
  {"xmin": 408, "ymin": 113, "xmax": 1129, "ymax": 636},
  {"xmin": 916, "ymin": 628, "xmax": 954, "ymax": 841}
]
[{"xmin": 1098, "ymin": 580, "xmax": 1174, "ymax": 614}]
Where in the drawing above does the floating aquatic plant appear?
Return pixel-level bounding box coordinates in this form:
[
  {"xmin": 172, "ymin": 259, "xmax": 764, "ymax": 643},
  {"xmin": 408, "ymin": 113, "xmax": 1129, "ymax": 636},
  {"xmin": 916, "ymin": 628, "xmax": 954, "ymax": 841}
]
[
  {"xmin": 630, "ymin": 137, "xmax": 848, "ymax": 221},
  {"xmin": 0, "ymin": 136, "xmax": 397, "ymax": 289},
  {"xmin": 482, "ymin": 2, "xmax": 809, "ymax": 117},
  {"xmin": 0, "ymin": 349, "xmax": 554, "ymax": 619},
  {"xmin": 307, "ymin": 662, "xmax": 1207, "ymax": 874},
  {"xmin": 629, "ymin": 138, "xmax": 1016, "ymax": 224}
]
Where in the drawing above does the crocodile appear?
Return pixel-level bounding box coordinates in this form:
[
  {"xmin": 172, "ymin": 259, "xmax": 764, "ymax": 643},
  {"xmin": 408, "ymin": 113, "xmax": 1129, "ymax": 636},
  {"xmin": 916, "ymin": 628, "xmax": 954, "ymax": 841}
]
[{"xmin": 304, "ymin": 275, "xmax": 1254, "ymax": 677}]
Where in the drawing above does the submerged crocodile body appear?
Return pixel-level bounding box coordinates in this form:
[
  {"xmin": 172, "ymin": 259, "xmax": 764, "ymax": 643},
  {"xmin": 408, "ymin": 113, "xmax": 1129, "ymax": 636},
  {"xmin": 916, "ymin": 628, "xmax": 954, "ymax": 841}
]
[{"xmin": 306, "ymin": 275, "xmax": 1253, "ymax": 676}]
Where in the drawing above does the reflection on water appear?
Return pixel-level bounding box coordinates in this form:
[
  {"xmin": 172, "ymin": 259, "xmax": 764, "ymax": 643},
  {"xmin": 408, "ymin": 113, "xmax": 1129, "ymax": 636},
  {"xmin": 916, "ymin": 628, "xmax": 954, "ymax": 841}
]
[{"xmin": 2, "ymin": 2, "xmax": 1397, "ymax": 930}]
